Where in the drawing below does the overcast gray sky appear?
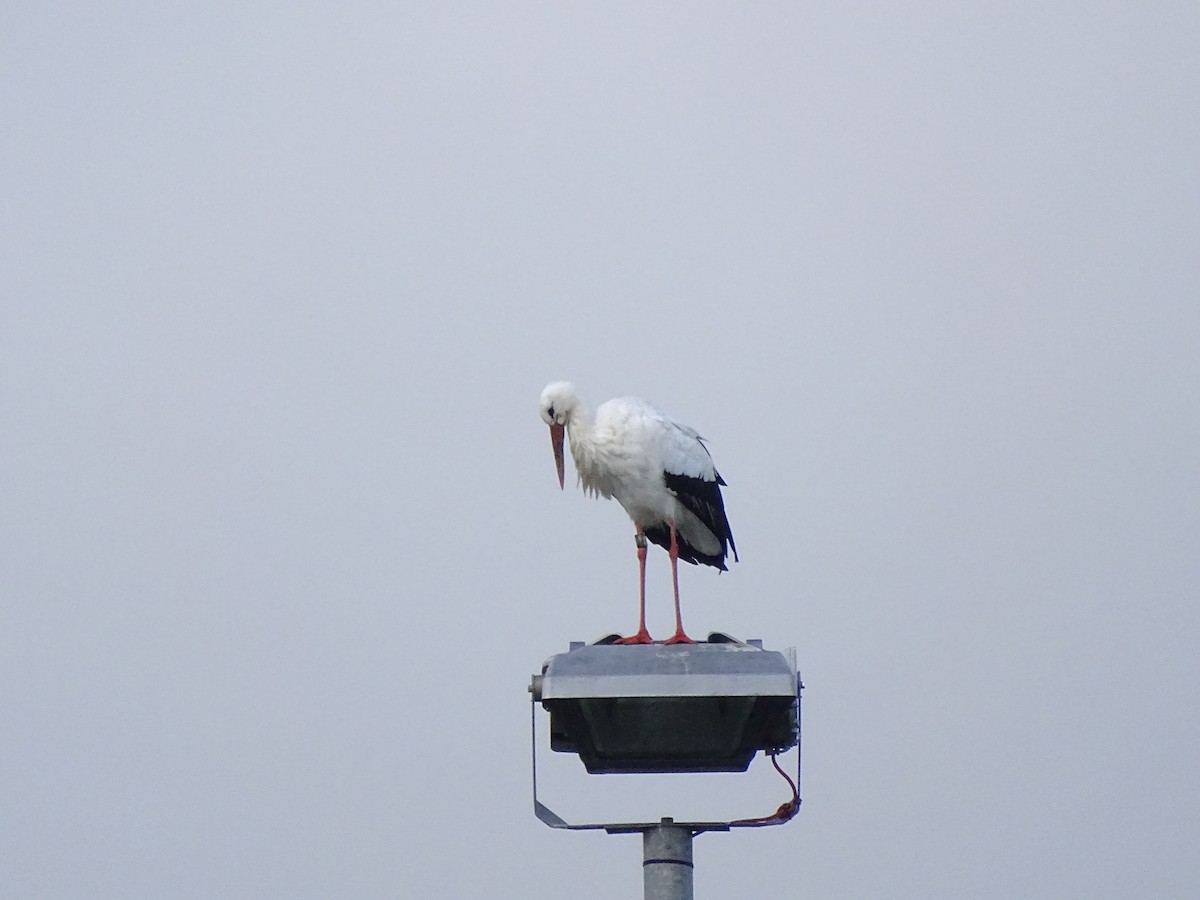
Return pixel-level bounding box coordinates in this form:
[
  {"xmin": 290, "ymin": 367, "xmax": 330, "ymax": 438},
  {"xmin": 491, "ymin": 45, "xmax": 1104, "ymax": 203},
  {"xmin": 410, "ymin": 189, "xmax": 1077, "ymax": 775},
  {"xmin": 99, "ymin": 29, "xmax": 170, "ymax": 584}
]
[{"xmin": 3, "ymin": 3, "xmax": 1198, "ymax": 898}]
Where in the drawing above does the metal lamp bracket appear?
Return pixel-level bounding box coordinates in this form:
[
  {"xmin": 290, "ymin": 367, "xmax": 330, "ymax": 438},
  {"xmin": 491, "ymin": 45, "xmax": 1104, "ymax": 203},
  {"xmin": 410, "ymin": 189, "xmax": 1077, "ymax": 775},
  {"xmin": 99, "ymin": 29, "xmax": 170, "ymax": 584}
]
[{"xmin": 529, "ymin": 677, "xmax": 802, "ymax": 834}]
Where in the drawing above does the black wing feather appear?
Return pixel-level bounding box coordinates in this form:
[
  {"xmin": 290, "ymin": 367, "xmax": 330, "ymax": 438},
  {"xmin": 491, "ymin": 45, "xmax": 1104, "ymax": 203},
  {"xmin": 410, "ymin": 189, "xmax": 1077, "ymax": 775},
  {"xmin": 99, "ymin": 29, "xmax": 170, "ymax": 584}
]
[{"xmin": 643, "ymin": 470, "xmax": 738, "ymax": 570}]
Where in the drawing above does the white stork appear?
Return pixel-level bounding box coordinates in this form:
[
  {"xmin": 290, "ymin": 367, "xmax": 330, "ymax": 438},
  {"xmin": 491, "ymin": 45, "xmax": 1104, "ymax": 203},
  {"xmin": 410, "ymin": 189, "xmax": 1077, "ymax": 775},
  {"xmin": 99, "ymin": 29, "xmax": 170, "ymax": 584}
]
[{"xmin": 538, "ymin": 381, "xmax": 738, "ymax": 644}]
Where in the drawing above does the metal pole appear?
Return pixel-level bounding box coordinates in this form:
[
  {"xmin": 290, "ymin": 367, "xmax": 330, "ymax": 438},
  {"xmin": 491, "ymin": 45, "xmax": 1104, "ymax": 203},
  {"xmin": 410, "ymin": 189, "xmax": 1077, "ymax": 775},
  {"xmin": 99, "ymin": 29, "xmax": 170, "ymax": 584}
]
[{"xmin": 642, "ymin": 818, "xmax": 694, "ymax": 900}]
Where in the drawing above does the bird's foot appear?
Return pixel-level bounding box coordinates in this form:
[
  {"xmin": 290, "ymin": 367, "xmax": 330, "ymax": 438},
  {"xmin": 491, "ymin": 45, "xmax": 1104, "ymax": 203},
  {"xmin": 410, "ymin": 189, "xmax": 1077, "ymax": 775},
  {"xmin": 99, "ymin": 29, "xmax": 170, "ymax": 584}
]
[
  {"xmin": 615, "ymin": 629, "xmax": 654, "ymax": 645},
  {"xmin": 662, "ymin": 630, "xmax": 698, "ymax": 645}
]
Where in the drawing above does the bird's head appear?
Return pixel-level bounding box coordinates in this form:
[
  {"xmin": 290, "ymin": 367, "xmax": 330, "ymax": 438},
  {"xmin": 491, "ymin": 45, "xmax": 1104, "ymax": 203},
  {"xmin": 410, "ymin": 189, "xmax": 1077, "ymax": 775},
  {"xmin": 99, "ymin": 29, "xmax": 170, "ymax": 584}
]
[{"xmin": 539, "ymin": 381, "xmax": 579, "ymax": 490}]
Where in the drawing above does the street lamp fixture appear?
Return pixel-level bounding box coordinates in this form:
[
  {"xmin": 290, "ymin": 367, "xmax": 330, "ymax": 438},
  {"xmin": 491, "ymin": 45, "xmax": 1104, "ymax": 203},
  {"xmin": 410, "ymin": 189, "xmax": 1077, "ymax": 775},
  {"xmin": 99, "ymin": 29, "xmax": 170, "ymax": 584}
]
[
  {"xmin": 528, "ymin": 634, "xmax": 802, "ymax": 900},
  {"xmin": 532, "ymin": 636, "xmax": 798, "ymax": 774}
]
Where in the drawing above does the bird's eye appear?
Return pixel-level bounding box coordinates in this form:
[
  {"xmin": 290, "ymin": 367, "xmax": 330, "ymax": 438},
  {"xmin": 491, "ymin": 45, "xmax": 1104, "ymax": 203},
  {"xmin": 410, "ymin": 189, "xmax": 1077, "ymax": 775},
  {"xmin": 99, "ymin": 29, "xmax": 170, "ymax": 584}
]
[{"xmin": 547, "ymin": 405, "xmax": 556, "ymax": 419}]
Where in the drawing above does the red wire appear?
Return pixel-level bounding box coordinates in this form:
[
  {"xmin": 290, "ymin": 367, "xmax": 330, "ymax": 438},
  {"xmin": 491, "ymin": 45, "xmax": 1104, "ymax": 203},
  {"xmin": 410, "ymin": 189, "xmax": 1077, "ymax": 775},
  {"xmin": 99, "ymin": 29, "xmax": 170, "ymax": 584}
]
[{"xmin": 731, "ymin": 751, "xmax": 799, "ymax": 826}]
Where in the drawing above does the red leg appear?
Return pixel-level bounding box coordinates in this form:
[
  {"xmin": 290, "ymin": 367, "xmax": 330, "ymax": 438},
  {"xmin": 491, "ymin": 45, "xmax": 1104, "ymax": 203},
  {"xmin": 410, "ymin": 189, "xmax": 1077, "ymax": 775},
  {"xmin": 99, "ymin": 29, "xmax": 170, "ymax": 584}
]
[
  {"xmin": 616, "ymin": 527, "xmax": 653, "ymax": 644},
  {"xmin": 663, "ymin": 519, "xmax": 697, "ymax": 645}
]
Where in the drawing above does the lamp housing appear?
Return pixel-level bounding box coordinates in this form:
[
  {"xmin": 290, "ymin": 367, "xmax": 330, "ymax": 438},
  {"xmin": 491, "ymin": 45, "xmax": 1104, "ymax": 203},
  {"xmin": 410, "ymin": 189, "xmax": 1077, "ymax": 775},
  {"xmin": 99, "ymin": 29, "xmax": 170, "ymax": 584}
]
[{"xmin": 532, "ymin": 638, "xmax": 798, "ymax": 774}]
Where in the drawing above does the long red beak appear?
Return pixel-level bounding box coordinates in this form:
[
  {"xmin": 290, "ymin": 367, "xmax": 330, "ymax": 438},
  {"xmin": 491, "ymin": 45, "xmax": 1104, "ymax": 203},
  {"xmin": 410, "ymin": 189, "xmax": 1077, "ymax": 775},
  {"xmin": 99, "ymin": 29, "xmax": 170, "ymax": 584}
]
[{"xmin": 549, "ymin": 422, "xmax": 565, "ymax": 490}]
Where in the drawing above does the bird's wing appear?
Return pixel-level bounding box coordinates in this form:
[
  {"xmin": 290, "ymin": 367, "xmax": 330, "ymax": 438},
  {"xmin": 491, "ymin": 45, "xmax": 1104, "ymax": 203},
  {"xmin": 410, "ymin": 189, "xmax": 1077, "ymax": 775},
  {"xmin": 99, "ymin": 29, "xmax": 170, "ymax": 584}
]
[
  {"xmin": 659, "ymin": 417, "xmax": 738, "ymax": 564},
  {"xmin": 659, "ymin": 417, "xmax": 720, "ymax": 481}
]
